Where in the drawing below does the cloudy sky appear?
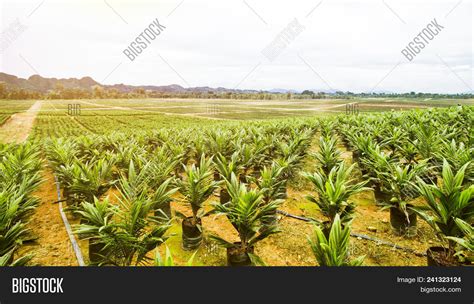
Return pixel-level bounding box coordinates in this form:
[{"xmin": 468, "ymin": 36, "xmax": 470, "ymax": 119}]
[{"xmin": 0, "ymin": 0, "xmax": 472, "ymax": 93}]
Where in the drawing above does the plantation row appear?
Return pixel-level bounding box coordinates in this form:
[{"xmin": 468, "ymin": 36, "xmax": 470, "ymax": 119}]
[
  {"xmin": 1, "ymin": 106, "xmax": 473, "ymax": 266},
  {"xmin": 31, "ymin": 111, "xmax": 224, "ymax": 140},
  {"xmin": 336, "ymin": 106, "xmax": 473, "ymax": 265},
  {"xmin": 0, "ymin": 143, "xmax": 42, "ymax": 266}
]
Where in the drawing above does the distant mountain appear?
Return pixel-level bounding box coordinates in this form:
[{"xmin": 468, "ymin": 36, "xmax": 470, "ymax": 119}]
[
  {"xmin": 0, "ymin": 72, "xmax": 99, "ymax": 92},
  {"xmin": 0, "ymin": 72, "xmax": 259, "ymax": 94}
]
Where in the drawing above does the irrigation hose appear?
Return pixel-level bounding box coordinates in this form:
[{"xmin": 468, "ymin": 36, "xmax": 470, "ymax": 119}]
[
  {"xmin": 276, "ymin": 210, "xmax": 426, "ymax": 257},
  {"xmin": 53, "ymin": 175, "xmax": 86, "ymax": 266}
]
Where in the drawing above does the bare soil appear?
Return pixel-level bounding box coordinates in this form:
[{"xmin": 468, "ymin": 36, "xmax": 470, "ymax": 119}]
[
  {"xmin": 17, "ymin": 170, "xmax": 78, "ymax": 266},
  {"xmin": 0, "ymin": 100, "xmax": 42, "ymax": 143}
]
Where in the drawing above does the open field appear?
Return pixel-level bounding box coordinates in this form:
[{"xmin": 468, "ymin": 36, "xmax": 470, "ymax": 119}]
[
  {"xmin": 0, "ymin": 98, "xmax": 473, "ymax": 267},
  {"xmin": 0, "ymin": 100, "xmax": 37, "ymax": 128},
  {"xmin": 0, "ymin": 97, "xmax": 467, "ymax": 140}
]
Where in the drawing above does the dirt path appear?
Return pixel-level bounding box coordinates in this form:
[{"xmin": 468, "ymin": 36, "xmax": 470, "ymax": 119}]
[
  {"xmin": 0, "ymin": 100, "xmax": 42, "ymax": 143},
  {"xmin": 17, "ymin": 170, "xmax": 78, "ymax": 266}
]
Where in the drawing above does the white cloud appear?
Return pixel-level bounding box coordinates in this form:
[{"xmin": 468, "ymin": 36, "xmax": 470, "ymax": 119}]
[{"xmin": 0, "ymin": 0, "xmax": 472, "ymax": 93}]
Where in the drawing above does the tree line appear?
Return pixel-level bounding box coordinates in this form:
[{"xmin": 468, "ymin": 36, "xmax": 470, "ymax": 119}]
[{"xmin": 0, "ymin": 82, "xmax": 472, "ymax": 100}]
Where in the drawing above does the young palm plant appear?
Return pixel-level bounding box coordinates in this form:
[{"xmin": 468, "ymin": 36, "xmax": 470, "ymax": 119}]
[
  {"xmin": 308, "ymin": 214, "xmax": 364, "ymax": 266},
  {"xmin": 0, "ymin": 144, "xmax": 42, "ymax": 266},
  {"xmin": 178, "ymin": 155, "xmax": 220, "ymax": 250},
  {"xmin": 215, "ymin": 152, "xmax": 242, "ymax": 204},
  {"xmin": 251, "ymin": 163, "xmax": 286, "ymax": 227},
  {"xmin": 154, "ymin": 246, "xmax": 197, "ymax": 266},
  {"xmin": 60, "ymin": 157, "xmax": 116, "ymax": 211},
  {"xmin": 377, "ymin": 161, "xmax": 428, "ymax": 237},
  {"xmin": 446, "ymin": 218, "xmax": 473, "ymax": 265},
  {"xmin": 414, "ymin": 160, "xmax": 474, "ymax": 266},
  {"xmin": 211, "ymin": 174, "xmax": 282, "ymax": 266},
  {"xmin": 117, "ymin": 161, "xmax": 178, "ymax": 221},
  {"xmin": 434, "ymin": 139, "xmax": 473, "ymax": 185},
  {"xmin": 304, "ymin": 163, "xmax": 369, "ymax": 235},
  {"xmin": 75, "ymin": 188, "xmax": 171, "ymax": 266},
  {"xmin": 313, "ymin": 135, "xmax": 343, "ymax": 175}
]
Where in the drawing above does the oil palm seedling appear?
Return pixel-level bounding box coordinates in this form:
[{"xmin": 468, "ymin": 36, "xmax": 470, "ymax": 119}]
[
  {"xmin": 304, "ymin": 163, "xmax": 369, "ymax": 234},
  {"xmin": 215, "ymin": 152, "xmax": 242, "ymax": 204},
  {"xmin": 253, "ymin": 163, "xmax": 286, "ymax": 204},
  {"xmin": 236, "ymin": 143, "xmax": 265, "ymax": 183},
  {"xmin": 177, "ymin": 155, "xmax": 220, "ymax": 250},
  {"xmin": 150, "ymin": 178, "xmax": 178, "ymax": 221},
  {"xmin": 154, "ymin": 246, "xmax": 197, "ymax": 266},
  {"xmin": 0, "ymin": 194, "xmax": 34, "ymax": 266},
  {"xmin": 116, "ymin": 160, "xmax": 178, "ymax": 220},
  {"xmin": 164, "ymin": 142, "xmax": 187, "ymax": 177},
  {"xmin": 313, "ymin": 136, "xmax": 343, "ymax": 175},
  {"xmin": 411, "ymin": 123, "xmax": 446, "ymax": 177},
  {"xmin": 44, "ymin": 138, "xmax": 79, "ymax": 171},
  {"xmin": 251, "ymin": 163, "xmax": 286, "ymax": 227},
  {"xmin": 273, "ymin": 155, "xmax": 297, "ymax": 198},
  {"xmin": 75, "ymin": 189, "xmax": 171, "ymax": 266},
  {"xmin": 446, "ymin": 218, "xmax": 473, "ymax": 265},
  {"xmin": 191, "ymin": 136, "xmax": 207, "ymax": 164},
  {"xmin": 350, "ymin": 132, "xmax": 375, "ymax": 163},
  {"xmin": 0, "ymin": 248, "xmax": 33, "ymax": 266},
  {"xmin": 0, "ymin": 145, "xmax": 42, "ymax": 196},
  {"xmin": 382, "ymin": 127, "xmax": 407, "ymax": 157},
  {"xmin": 206, "ymin": 130, "xmax": 234, "ymax": 159},
  {"xmin": 414, "ymin": 160, "xmax": 474, "ymax": 266},
  {"xmin": 359, "ymin": 144, "xmax": 394, "ymax": 205},
  {"xmin": 319, "ymin": 120, "xmax": 336, "ymax": 138},
  {"xmin": 211, "ymin": 174, "xmax": 281, "ymax": 266},
  {"xmin": 148, "ymin": 147, "xmax": 181, "ymax": 188},
  {"xmin": 66, "ymin": 157, "xmax": 116, "ymax": 210},
  {"xmin": 113, "ymin": 143, "xmax": 147, "ymax": 175},
  {"xmin": 396, "ymin": 140, "xmax": 418, "ymax": 166},
  {"xmin": 74, "ymin": 197, "xmax": 116, "ymax": 264},
  {"xmin": 274, "ymin": 134, "xmax": 310, "ymax": 192},
  {"xmin": 377, "ymin": 161, "xmax": 428, "ymax": 237},
  {"xmin": 308, "ymin": 214, "xmax": 364, "ymax": 266},
  {"xmin": 434, "ymin": 139, "xmax": 473, "ymax": 185},
  {"xmin": 0, "ymin": 144, "xmax": 42, "ymax": 266}
]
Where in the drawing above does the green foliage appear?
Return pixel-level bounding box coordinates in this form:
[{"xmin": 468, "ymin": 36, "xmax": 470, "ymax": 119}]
[
  {"xmin": 178, "ymin": 155, "xmax": 220, "ymax": 221},
  {"xmin": 210, "ymin": 174, "xmax": 282, "ymax": 258},
  {"xmin": 304, "ymin": 163, "xmax": 369, "ymax": 225},
  {"xmin": 446, "ymin": 218, "xmax": 473, "ymax": 263},
  {"xmin": 75, "ymin": 183, "xmax": 172, "ymax": 266},
  {"xmin": 308, "ymin": 214, "xmax": 364, "ymax": 266},
  {"xmin": 313, "ymin": 136, "xmax": 342, "ymax": 175},
  {"xmin": 252, "ymin": 163, "xmax": 286, "ymax": 204},
  {"xmin": 154, "ymin": 246, "xmax": 196, "ymax": 266},
  {"xmin": 378, "ymin": 160, "xmax": 428, "ymax": 218},
  {"xmin": 0, "ymin": 143, "xmax": 42, "ymax": 266},
  {"xmin": 215, "ymin": 152, "xmax": 242, "ymax": 182},
  {"xmin": 414, "ymin": 160, "xmax": 474, "ymax": 252}
]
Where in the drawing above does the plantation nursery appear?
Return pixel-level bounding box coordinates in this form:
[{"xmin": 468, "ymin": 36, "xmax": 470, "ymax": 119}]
[{"xmin": 1, "ymin": 99, "xmax": 472, "ymax": 267}]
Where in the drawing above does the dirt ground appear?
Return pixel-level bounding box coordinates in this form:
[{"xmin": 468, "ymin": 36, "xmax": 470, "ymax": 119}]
[
  {"xmin": 17, "ymin": 170, "xmax": 78, "ymax": 266},
  {"xmin": 0, "ymin": 100, "xmax": 42, "ymax": 143}
]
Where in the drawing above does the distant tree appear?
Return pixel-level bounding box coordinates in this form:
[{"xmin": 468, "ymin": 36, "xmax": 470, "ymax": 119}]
[
  {"xmin": 0, "ymin": 82, "xmax": 6, "ymax": 98},
  {"xmin": 92, "ymin": 85, "xmax": 105, "ymax": 98}
]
